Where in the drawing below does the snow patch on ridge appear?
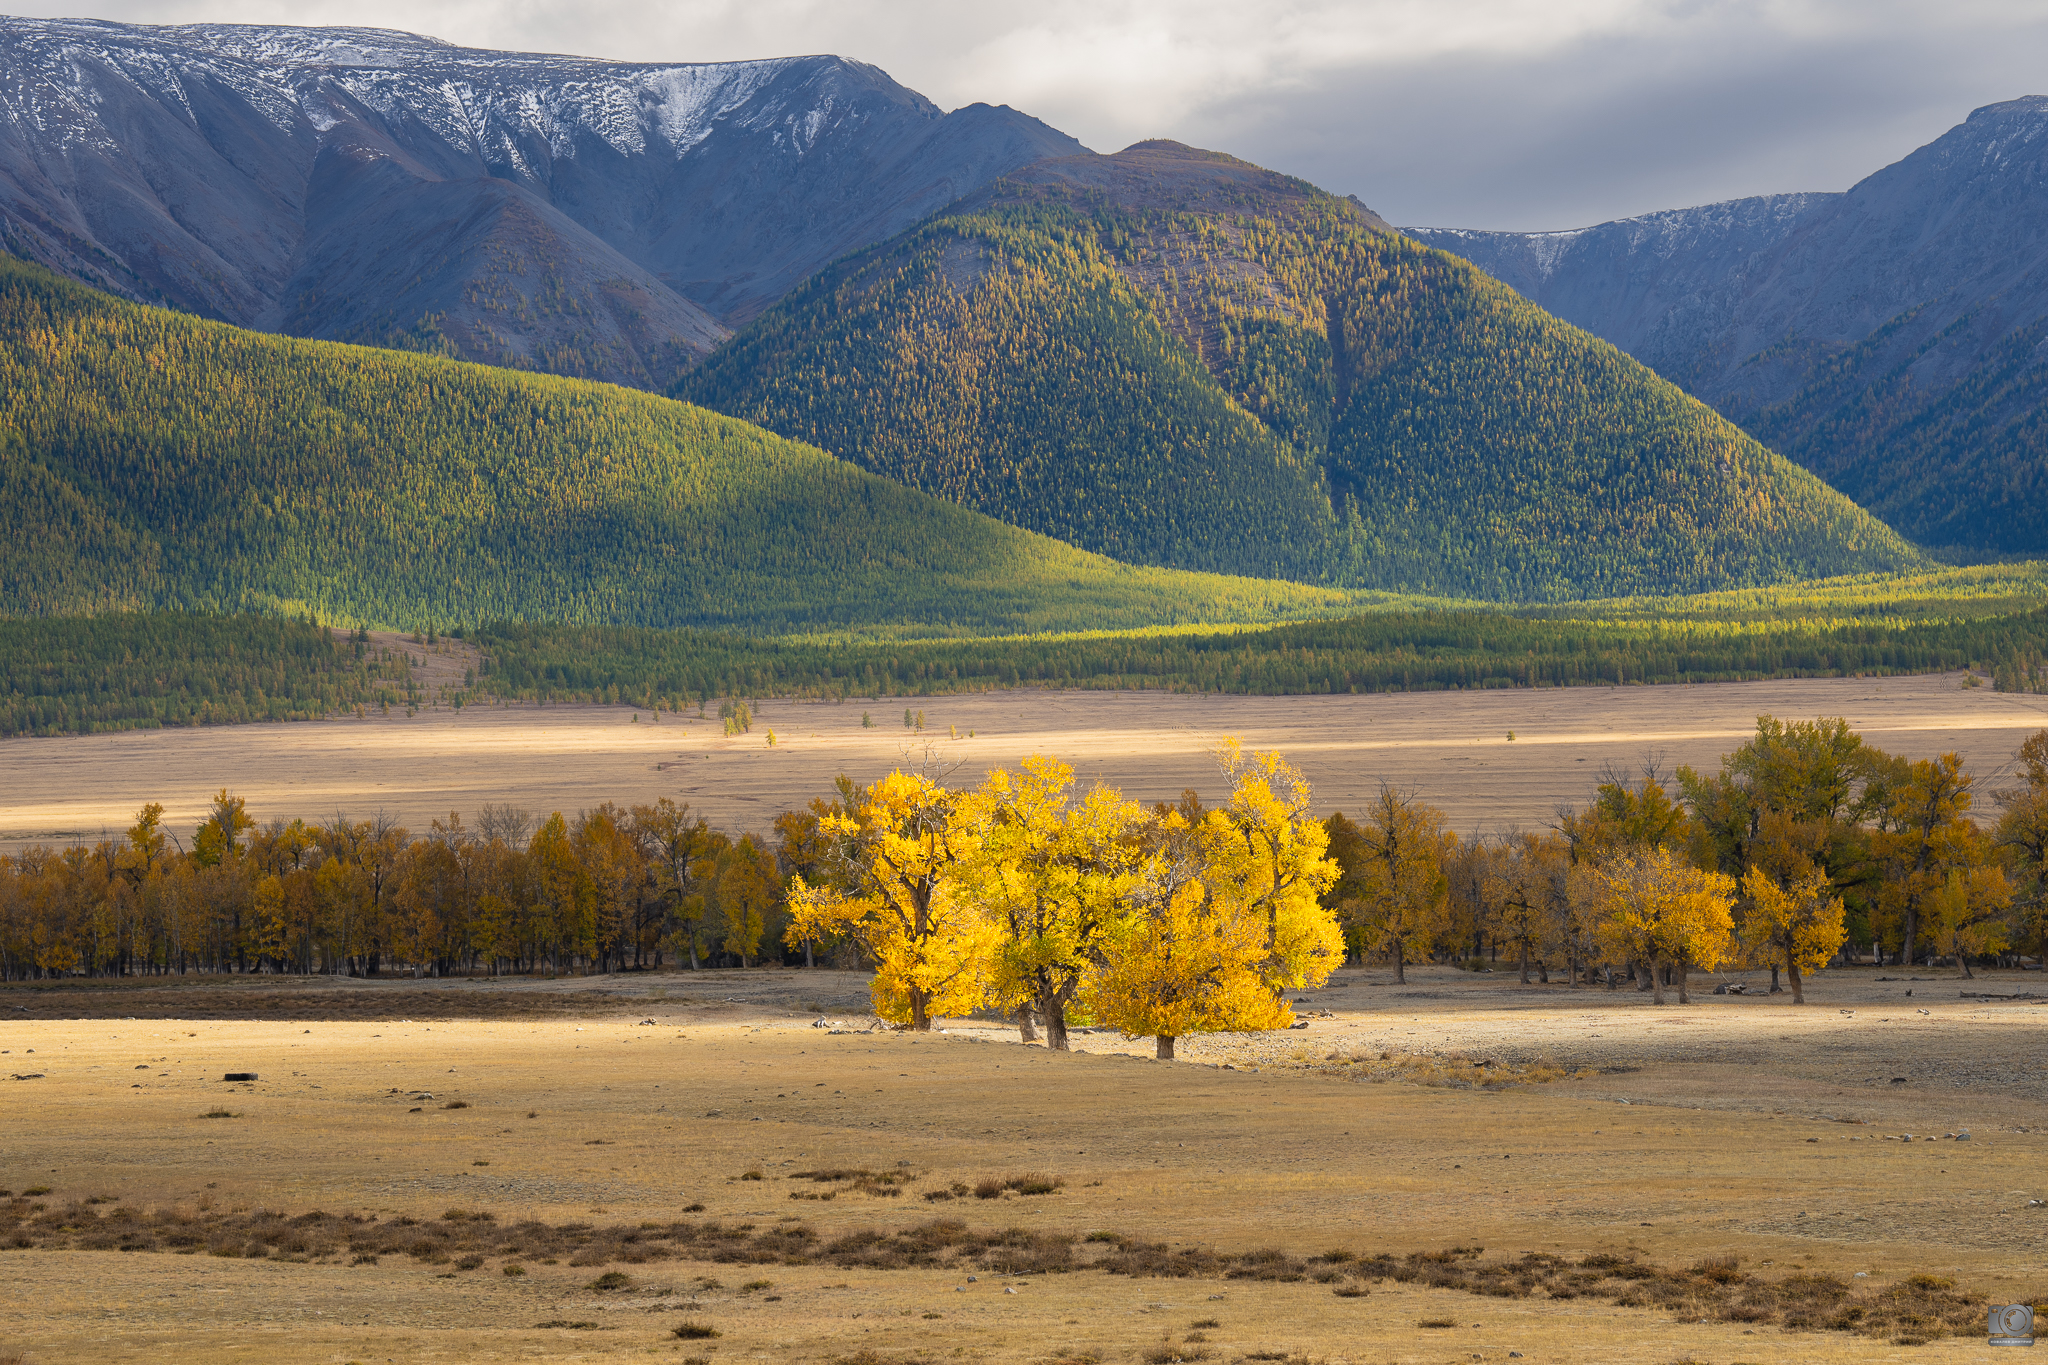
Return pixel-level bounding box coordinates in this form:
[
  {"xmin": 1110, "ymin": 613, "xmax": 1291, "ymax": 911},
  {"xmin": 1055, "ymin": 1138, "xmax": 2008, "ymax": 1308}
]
[{"xmin": 0, "ymin": 17, "xmax": 849, "ymax": 166}]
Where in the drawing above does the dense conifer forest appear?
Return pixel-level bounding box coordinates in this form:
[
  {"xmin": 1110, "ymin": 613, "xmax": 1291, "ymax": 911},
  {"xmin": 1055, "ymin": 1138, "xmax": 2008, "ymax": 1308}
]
[
  {"xmin": 10, "ymin": 563, "xmax": 2048, "ymax": 734},
  {"xmin": 0, "ymin": 255, "xmax": 1358, "ymax": 636},
  {"xmin": 680, "ymin": 144, "xmax": 1920, "ymax": 600}
]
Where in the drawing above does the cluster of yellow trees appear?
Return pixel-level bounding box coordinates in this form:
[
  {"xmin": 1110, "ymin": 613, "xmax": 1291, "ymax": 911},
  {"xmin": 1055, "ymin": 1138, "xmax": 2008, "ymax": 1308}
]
[
  {"xmin": 1402, "ymin": 717, "xmax": 2048, "ymax": 1005},
  {"xmin": 786, "ymin": 742, "xmax": 1342, "ymax": 1056},
  {"xmin": 5, "ymin": 716, "xmax": 2044, "ymax": 1053}
]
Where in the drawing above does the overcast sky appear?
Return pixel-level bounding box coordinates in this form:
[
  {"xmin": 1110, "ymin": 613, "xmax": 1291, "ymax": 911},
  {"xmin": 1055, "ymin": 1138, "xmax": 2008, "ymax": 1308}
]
[{"xmin": 11, "ymin": 0, "xmax": 2048, "ymax": 228}]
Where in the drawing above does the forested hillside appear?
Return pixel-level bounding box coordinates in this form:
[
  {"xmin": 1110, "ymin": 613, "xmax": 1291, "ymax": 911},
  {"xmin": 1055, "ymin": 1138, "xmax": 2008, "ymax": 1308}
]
[
  {"xmin": 0, "ymin": 255, "xmax": 1365, "ymax": 635},
  {"xmin": 682, "ymin": 142, "xmax": 1920, "ymax": 601},
  {"xmin": 1413, "ymin": 100, "xmax": 2048, "ymax": 556}
]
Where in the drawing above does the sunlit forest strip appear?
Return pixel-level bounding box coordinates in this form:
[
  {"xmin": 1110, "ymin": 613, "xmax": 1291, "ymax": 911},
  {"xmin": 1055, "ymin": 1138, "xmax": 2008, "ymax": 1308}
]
[{"xmin": 13, "ymin": 588, "xmax": 2048, "ymax": 736}]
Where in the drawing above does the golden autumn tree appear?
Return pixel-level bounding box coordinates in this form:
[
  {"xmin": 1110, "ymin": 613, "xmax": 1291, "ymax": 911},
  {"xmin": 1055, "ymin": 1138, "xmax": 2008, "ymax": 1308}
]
[
  {"xmin": 193, "ymin": 789, "xmax": 253, "ymax": 868},
  {"xmin": 1336, "ymin": 783, "xmax": 1453, "ymax": 983},
  {"xmin": 1591, "ymin": 848, "xmax": 1737, "ymax": 1004},
  {"xmin": 1919, "ymin": 866, "xmax": 2013, "ymax": 980},
  {"xmin": 530, "ymin": 812, "xmax": 595, "ymax": 973},
  {"xmin": 715, "ymin": 836, "xmax": 778, "ymax": 967},
  {"xmin": 1087, "ymin": 743, "xmax": 1342, "ymax": 1059},
  {"xmin": 784, "ymin": 769, "xmax": 996, "ymax": 1029},
  {"xmin": 1485, "ymin": 831, "xmax": 1573, "ymax": 984},
  {"xmin": 957, "ymin": 755, "xmax": 1145, "ymax": 1051},
  {"xmin": 1737, "ymin": 866, "xmax": 1846, "ymax": 1003},
  {"xmin": 1873, "ymin": 753, "xmax": 1995, "ymax": 967}
]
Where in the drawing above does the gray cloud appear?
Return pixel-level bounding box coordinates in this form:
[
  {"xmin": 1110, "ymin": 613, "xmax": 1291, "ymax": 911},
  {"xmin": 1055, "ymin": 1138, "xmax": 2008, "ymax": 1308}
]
[{"xmin": 9, "ymin": 0, "xmax": 2048, "ymax": 227}]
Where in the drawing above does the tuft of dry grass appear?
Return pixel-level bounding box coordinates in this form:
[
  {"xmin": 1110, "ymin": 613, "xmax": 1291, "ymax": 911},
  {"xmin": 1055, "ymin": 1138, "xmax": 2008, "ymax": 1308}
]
[
  {"xmin": 791, "ymin": 1168, "xmax": 915, "ymax": 1199},
  {"xmin": 1315, "ymin": 1046, "xmax": 1586, "ymax": 1089},
  {"xmin": 671, "ymin": 1320, "xmax": 721, "ymax": 1340},
  {"xmin": 442, "ymin": 1100, "xmax": 469, "ymax": 1110},
  {"xmin": 972, "ymin": 1174, "xmax": 1065, "ymax": 1199}
]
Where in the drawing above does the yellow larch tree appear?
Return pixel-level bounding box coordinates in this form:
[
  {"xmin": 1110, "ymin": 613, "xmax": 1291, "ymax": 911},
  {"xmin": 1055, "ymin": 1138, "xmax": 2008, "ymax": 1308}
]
[
  {"xmin": 1737, "ymin": 866, "xmax": 1846, "ymax": 1004},
  {"xmin": 956, "ymin": 755, "xmax": 1145, "ymax": 1051},
  {"xmin": 1874, "ymin": 753, "xmax": 2002, "ymax": 968},
  {"xmin": 1591, "ymin": 848, "xmax": 1737, "ymax": 1005},
  {"xmin": 1087, "ymin": 742, "xmax": 1342, "ymax": 1059},
  {"xmin": 1339, "ymin": 783, "xmax": 1453, "ymax": 983},
  {"xmin": 784, "ymin": 769, "xmax": 997, "ymax": 1029},
  {"xmin": 1919, "ymin": 865, "xmax": 2013, "ymax": 980}
]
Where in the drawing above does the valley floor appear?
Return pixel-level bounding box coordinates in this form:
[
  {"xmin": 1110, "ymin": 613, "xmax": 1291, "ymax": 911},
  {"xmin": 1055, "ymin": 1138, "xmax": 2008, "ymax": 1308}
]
[
  {"xmin": 4, "ymin": 670, "xmax": 2046, "ymax": 851},
  {"xmin": 1, "ymin": 965, "xmax": 2044, "ymax": 1362}
]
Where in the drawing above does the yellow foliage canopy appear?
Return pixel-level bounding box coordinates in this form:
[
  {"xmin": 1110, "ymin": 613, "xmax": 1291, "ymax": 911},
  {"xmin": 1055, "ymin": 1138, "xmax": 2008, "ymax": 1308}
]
[{"xmin": 784, "ymin": 769, "xmax": 999, "ymax": 1029}]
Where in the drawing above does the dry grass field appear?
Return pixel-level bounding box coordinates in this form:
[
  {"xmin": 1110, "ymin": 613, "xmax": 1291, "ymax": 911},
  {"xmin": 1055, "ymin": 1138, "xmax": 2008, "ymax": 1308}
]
[
  {"xmin": 3, "ymin": 964, "xmax": 2045, "ymax": 1364},
  {"xmin": 7, "ymin": 671, "xmax": 2048, "ymax": 851}
]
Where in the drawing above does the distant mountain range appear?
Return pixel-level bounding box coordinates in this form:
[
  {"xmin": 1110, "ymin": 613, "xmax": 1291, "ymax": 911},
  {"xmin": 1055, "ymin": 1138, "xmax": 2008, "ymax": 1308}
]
[
  {"xmin": 1410, "ymin": 97, "xmax": 2048, "ymax": 554},
  {"xmin": 3, "ymin": 18, "xmax": 2042, "ymax": 613},
  {"xmin": 0, "ymin": 19, "xmax": 1080, "ymax": 388},
  {"xmin": 681, "ymin": 142, "xmax": 1918, "ymax": 598}
]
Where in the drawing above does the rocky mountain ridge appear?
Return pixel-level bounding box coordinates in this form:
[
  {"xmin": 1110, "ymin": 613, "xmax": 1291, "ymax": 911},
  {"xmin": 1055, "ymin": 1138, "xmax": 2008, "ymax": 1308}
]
[{"xmin": 0, "ymin": 18, "xmax": 1082, "ymax": 386}]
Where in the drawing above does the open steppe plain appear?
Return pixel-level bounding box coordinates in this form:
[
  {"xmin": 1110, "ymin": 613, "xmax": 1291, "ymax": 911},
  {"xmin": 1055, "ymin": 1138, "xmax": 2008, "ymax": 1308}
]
[
  {"xmin": 3, "ymin": 965, "xmax": 2046, "ymax": 1364},
  {"xmin": 6, "ymin": 671, "xmax": 2048, "ymax": 851}
]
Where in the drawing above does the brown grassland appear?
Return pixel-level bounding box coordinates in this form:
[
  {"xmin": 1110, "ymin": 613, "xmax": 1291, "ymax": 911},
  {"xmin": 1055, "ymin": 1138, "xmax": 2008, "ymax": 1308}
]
[
  {"xmin": 7, "ymin": 670, "xmax": 2048, "ymax": 853},
  {"xmin": 2, "ymin": 964, "xmax": 2045, "ymax": 1364}
]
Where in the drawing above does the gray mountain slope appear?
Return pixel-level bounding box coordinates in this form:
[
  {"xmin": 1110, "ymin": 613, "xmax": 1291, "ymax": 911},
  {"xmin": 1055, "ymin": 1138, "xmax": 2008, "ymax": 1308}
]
[
  {"xmin": 1408, "ymin": 98, "xmax": 2048, "ymax": 552},
  {"xmin": 1408, "ymin": 193, "xmax": 1835, "ymax": 363},
  {"xmin": 0, "ymin": 18, "xmax": 1083, "ymax": 387}
]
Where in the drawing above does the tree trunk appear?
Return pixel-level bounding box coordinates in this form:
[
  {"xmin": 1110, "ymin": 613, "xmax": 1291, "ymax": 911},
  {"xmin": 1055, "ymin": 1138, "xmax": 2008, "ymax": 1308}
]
[
  {"xmin": 1901, "ymin": 907, "xmax": 1918, "ymax": 969},
  {"xmin": 1787, "ymin": 955, "xmax": 1805, "ymax": 1004},
  {"xmin": 1393, "ymin": 940, "xmax": 1406, "ymax": 985},
  {"xmin": 1518, "ymin": 941, "xmax": 1531, "ymax": 985},
  {"xmin": 1651, "ymin": 957, "xmax": 1667, "ymax": 1006},
  {"xmin": 1037, "ymin": 986, "xmax": 1071, "ymax": 1052},
  {"xmin": 1017, "ymin": 1005, "xmax": 1038, "ymax": 1043},
  {"xmin": 910, "ymin": 993, "xmax": 930, "ymax": 1031},
  {"xmin": 1959, "ymin": 950, "xmax": 1975, "ymax": 980},
  {"xmin": 804, "ymin": 941, "xmax": 814, "ymax": 970},
  {"xmin": 1156, "ymin": 1035, "xmax": 1176, "ymax": 1060},
  {"xmin": 1770, "ymin": 963, "xmax": 1780, "ymax": 992},
  {"xmin": 1676, "ymin": 957, "xmax": 1690, "ymax": 1004},
  {"xmin": 1043, "ymin": 1005, "xmax": 1070, "ymax": 1053}
]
